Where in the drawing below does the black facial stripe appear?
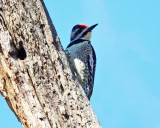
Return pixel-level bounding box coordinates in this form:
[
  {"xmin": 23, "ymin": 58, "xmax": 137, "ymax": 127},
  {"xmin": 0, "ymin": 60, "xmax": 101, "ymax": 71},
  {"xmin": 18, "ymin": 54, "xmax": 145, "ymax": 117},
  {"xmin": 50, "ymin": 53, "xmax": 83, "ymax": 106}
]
[
  {"xmin": 67, "ymin": 39, "xmax": 89, "ymax": 48},
  {"xmin": 71, "ymin": 28, "xmax": 84, "ymax": 41},
  {"xmin": 81, "ymin": 31, "xmax": 88, "ymax": 38}
]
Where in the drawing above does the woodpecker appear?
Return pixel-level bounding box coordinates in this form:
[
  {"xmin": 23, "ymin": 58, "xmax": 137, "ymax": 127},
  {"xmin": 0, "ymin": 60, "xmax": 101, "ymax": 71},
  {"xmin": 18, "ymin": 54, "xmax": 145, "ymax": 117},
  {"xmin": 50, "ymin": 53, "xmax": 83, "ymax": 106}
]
[{"xmin": 65, "ymin": 24, "xmax": 98, "ymax": 100}]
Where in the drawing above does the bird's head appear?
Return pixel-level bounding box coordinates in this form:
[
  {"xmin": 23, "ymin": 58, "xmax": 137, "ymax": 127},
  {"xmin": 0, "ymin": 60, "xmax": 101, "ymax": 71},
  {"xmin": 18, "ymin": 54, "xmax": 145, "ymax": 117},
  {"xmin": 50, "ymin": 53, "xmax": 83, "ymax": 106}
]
[{"xmin": 70, "ymin": 24, "xmax": 98, "ymax": 41}]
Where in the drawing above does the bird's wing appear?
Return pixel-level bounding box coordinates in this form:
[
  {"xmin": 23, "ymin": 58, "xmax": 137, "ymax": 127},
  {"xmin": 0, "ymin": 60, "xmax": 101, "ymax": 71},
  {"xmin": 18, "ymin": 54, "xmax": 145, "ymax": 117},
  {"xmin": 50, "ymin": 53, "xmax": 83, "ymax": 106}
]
[{"xmin": 87, "ymin": 46, "xmax": 96, "ymax": 99}]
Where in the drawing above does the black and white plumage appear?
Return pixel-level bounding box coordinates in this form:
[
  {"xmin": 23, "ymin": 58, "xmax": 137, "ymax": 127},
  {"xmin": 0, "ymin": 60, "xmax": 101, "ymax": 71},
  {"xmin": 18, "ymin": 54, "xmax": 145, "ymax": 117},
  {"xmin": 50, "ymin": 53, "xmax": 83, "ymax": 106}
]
[{"xmin": 65, "ymin": 24, "xmax": 97, "ymax": 100}]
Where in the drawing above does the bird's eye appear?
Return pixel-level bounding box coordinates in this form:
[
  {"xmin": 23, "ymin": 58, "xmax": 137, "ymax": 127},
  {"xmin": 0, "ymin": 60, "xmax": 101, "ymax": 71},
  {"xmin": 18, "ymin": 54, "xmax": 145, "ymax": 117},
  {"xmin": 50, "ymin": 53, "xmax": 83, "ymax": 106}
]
[{"xmin": 77, "ymin": 29, "xmax": 82, "ymax": 33}]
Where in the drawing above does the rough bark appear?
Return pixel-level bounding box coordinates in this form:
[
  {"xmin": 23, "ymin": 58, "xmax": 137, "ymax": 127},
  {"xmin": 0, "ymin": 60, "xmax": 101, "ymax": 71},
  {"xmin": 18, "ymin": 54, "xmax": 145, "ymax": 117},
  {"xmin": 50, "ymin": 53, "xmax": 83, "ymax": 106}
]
[{"xmin": 0, "ymin": 0, "xmax": 101, "ymax": 128}]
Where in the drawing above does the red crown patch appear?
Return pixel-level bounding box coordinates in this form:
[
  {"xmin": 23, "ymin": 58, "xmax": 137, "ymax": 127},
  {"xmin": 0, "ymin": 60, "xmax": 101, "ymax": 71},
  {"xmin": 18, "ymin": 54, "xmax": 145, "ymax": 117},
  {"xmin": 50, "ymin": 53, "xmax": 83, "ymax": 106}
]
[{"xmin": 77, "ymin": 24, "xmax": 89, "ymax": 28}]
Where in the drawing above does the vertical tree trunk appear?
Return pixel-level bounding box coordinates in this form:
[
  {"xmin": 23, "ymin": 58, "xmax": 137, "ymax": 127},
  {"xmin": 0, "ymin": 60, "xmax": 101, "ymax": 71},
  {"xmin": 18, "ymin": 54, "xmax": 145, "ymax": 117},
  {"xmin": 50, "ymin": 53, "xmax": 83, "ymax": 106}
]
[{"xmin": 0, "ymin": 0, "xmax": 101, "ymax": 128}]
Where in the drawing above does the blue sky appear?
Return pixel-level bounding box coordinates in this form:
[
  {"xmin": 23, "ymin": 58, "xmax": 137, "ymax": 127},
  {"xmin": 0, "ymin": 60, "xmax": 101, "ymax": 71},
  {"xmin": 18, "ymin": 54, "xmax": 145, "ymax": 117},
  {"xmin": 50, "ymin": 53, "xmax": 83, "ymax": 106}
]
[{"xmin": 0, "ymin": 0, "xmax": 160, "ymax": 128}]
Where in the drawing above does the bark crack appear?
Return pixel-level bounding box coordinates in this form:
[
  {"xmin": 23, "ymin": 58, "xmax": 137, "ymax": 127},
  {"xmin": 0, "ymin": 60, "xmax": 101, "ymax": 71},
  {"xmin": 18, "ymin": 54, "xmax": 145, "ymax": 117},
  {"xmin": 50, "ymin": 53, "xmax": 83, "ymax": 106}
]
[{"xmin": 26, "ymin": 68, "xmax": 52, "ymax": 127}]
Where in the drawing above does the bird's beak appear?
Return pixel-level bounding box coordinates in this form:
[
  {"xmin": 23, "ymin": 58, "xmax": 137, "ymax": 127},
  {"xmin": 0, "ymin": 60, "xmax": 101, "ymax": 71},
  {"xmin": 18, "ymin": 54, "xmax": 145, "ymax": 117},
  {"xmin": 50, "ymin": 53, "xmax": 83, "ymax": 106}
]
[{"xmin": 86, "ymin": 23, "xmax": 98, "ymax": 32}]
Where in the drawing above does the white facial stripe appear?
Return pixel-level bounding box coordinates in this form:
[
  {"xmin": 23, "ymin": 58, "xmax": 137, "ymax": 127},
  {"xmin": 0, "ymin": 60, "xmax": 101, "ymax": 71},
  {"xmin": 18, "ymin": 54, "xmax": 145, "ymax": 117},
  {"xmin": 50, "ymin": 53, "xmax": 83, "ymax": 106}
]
[
  {"xmin": 75, "ymin": 28, "xmax": 86, "ymax": 40},
  {"xmin": 71, "ymin": 28, "xmax": 89, "ymax": 41},
  {"xmin": 71, "ymin": 29, "xmax": 78, "ymax": 40}
]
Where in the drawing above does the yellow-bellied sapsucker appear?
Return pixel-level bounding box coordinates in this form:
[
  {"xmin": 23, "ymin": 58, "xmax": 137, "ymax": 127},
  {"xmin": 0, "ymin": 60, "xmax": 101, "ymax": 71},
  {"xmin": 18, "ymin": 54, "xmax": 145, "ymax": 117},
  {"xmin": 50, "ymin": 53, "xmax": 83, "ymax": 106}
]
[{"xmin": 65, "ymin": 24, "xmax": 98, "ymax": 100}]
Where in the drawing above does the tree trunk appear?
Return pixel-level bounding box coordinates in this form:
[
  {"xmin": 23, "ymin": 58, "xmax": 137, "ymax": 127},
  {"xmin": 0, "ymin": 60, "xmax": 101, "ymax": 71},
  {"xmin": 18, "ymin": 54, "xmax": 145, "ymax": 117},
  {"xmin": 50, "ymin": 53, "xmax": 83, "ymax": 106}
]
[{"xmin": 0, "ymin": 0, "xmax": 101, "ymax": 128}]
